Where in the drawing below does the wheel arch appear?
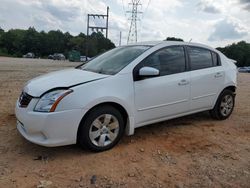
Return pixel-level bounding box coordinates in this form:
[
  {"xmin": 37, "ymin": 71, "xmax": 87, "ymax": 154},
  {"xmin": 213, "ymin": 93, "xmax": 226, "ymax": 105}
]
[
  {"xmin": 212, "ymin": 85, "xmax": 236, "ymax": 109},
  {"xmin": 223, "ymin": 85, "xmax": 236, "ymax": 93},
  {"xmin": 77, "ymin": 101, "xmax": 134, "ymax": 144}
]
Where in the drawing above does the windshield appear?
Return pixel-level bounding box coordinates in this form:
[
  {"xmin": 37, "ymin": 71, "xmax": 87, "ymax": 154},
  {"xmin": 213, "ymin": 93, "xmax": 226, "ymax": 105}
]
[{"xmin": 80, "ymin": 45, "xmax": 150, "ymax": 75}]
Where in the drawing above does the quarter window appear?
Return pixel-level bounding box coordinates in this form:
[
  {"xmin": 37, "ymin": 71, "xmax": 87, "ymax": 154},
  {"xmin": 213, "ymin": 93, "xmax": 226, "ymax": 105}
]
[
  {"xmin": 188, "ymin": 47, "xmax": 213, "ymax": 70},
  {"xmin": 211, "ymin": 51, "xmax": 220, "ymax": 66},
  {"xmin": 141, "ymin": 46, "xmax": 186, "ymax": 76}
]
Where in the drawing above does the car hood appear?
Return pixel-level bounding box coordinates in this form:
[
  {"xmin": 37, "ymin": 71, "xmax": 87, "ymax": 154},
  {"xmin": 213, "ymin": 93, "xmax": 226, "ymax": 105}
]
[{"xmin": 23, "ymin": 68, "xmax": 109, "ymax": 97}]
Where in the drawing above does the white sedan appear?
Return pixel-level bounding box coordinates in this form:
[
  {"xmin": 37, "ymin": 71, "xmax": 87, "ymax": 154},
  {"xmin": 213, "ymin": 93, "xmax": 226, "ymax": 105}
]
[{"xmin": 15, "ymin": 41, "xmax": 237, "ymax": 151}]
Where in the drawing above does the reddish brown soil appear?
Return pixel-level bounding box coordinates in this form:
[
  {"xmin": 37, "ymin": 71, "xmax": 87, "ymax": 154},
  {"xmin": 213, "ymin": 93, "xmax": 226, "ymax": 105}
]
[{"xmin": 0, "ymin": 57, "xmax": 249, "ymax": 188}]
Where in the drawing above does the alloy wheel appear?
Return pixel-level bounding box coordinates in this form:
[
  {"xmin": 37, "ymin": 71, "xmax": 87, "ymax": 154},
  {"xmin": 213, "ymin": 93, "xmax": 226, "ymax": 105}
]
[{"xmin": 89, "ymin": 114, "xmax": 119, "ymax": 147}]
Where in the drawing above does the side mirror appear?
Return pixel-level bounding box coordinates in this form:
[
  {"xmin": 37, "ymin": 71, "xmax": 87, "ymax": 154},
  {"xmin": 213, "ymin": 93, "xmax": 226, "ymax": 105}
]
[{"xmin": 139, "ymin": 67, "xmax": 159, "ymax": 77}]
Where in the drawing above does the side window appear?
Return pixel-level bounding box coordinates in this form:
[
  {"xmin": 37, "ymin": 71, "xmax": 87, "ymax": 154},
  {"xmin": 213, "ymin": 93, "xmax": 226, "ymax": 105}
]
[
  {"xmin": 188, "ymin": 47, "xmax": 213, "ymax": 70},
  {"xmin": 211, "ymin": 51, "xmax": 220, "ymax": 66},
  {"xmin": 141, "ymin": 46, "xmax": 186, "ymax": 76}
]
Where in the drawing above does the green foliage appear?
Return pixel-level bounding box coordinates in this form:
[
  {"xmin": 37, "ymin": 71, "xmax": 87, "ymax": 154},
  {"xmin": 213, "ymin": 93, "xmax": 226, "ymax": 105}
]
[
  {"xmin": 0, "ymin": 27, "xmax": 115, "ymax": 58},
  {"xmin": 165, "ymin": 37, "xmax": 184, "ymax": 42},
  {"xmin": 217, "ymin": 41, "xmax": 250, "ymax": 67}
]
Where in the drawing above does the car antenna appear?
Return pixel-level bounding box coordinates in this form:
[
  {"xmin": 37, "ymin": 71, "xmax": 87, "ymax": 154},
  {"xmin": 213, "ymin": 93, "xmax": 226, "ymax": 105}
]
[{"xmin": 189, "ymin": 38, "xmax": 192, "ymax": 42}]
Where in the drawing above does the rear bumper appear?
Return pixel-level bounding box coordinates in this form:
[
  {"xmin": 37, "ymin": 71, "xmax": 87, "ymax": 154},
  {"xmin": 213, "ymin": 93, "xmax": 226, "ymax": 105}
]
[{"xmin": 15, "ymin": 101, "xmax": 85, "ymax": 147}]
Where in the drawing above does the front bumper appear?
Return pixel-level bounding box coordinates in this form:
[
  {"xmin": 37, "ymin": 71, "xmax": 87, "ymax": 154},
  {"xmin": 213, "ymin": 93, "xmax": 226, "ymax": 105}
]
[{"xmin": 15, "ymin": 100, "xmax": 85, "ymax": 147}]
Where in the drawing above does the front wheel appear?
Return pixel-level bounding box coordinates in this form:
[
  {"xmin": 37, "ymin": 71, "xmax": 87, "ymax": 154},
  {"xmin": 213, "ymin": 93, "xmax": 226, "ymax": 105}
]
[
  {"xmin": 210, "ymin": 89, "xmax": 235, "ymax": 120},
  {"xmin": 78, "ymin": 105, "xmax": 125, "ymax": 152}
]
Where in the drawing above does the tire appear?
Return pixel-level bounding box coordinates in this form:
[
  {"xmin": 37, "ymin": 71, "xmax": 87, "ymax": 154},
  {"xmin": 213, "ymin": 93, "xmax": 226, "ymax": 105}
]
[
  {"xmin": 78, "ymin": 105, "xmax": 125, "ymax": 152},
  {"xmin": 210, "ymin": 89, "xmax": 235, "ymax": 120}
]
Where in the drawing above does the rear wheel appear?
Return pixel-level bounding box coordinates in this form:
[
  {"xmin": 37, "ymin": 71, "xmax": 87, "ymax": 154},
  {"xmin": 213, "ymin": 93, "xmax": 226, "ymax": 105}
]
[
  {"xmin": 210, "ymin": 89, "xmax": 235, "ymax": 120},
  {"xmin": 78, "ymin": 105, "xmax": 125, "ymax": 152}
]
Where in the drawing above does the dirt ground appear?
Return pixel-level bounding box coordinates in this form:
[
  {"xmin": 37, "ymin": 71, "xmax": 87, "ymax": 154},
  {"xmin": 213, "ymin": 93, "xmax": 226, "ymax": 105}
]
[{"xmin": 0, "ymin": 57, "xmax": 249, "ymax": 188}]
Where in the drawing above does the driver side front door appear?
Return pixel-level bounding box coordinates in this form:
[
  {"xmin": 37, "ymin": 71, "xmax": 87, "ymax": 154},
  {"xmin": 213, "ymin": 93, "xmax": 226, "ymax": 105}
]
[{"xmin": 133, "ymin": 46, "xmax": 190, "ymax": 126}]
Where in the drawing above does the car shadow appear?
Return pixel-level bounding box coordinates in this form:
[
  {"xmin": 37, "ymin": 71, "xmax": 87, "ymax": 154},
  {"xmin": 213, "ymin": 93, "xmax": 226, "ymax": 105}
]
[
  {"xmin": 16, "ymin": 111, "xmax": 216, "ymax": 156},
  {"xmin": 132, "ymin": 111, "xmax": 214, "ymax": 133}
]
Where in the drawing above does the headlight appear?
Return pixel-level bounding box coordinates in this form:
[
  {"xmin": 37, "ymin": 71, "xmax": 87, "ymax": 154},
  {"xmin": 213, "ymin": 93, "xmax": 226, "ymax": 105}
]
[{"xmin": 34, "ymin": 89, "xmax": 73, "ymax": 112}]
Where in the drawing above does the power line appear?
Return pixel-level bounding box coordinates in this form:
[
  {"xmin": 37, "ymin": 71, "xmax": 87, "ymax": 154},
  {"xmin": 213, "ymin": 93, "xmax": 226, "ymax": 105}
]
[
  {"xmin": 121, "ymin": 0, "xmax": 127, "ymax": 17},
  {"xmin": 143, "ymin": 0, "xmax": 151, "ymax": 18}
]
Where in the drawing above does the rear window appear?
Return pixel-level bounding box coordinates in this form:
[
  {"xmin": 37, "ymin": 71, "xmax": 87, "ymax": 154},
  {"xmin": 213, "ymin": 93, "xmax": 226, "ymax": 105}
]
[{"xmin": 188, "ymin": 47, "xmax": 213, "ymax": 70}]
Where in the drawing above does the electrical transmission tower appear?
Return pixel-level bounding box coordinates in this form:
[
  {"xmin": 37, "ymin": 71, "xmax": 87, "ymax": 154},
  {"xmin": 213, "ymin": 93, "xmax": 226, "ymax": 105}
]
[{"xmin": 127, "ymin": 0, "xmax": 142, "ymax": 44}]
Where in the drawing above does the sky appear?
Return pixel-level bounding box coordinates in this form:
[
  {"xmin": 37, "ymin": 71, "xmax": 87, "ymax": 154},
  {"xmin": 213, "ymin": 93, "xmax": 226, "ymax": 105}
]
[{"xmin": 0, "ymin": 0, "xmax": 249, "ymax": 47}]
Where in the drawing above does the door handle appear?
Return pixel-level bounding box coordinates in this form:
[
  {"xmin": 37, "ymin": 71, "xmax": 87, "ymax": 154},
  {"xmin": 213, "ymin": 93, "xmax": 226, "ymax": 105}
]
[
  {"xmin": 178, "ymin": 79, "xmax": 189, "ymax": 86},
  {"xmin": 214, "ymin": 72, "xmax": 223, "ymax": 78}
]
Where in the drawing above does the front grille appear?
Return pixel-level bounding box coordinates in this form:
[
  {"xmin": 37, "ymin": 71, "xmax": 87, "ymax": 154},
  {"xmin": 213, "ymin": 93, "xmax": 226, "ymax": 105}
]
[{"xmin": 19, "ymin": 92, "xmax": 33, "ymax": 108}]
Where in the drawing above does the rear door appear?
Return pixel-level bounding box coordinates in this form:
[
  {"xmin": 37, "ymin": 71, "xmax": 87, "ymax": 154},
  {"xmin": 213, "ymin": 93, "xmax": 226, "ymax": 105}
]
[{"xmin": 187, "ymin": 46, "xmax": 224, "ymax": 111}]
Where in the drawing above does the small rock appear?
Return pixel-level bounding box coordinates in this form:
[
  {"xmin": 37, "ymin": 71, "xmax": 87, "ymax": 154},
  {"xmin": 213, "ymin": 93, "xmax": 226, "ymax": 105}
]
[
  {"xmin": 75, "ymin": 176, "xmax": 83, "ymax": 182},
  {"xmin": 140, "ymin": 148, "xmax": 144, "ymax": 152},
  {"xmin": 37, "ymin": 180, "xmax": 52, "ymax": 188},
  {"xmin": 34, "ymin": 155, "xmax": 49, "ymax": 162},
  {"xmin": 230, "ymin": 156, "xmax": 238, "ymax": 160},
  {"xmin": 231, "ymin": 174, "xmax": 236, "ymax": 178},
  {"xmin": 119, "ymin": 181, "xmax": 126, "ymax": 185},
  {"xmin": 192, "ymin": 158, "xmax": 197, "ymax": 162},
  {"xmin": 213, "ymin": 154, "xmax": 218, "ymax": 159},
  {"xmin": 90, "ymin": 175, "xmax": 97, "ymax": 184},
  {"xmin": 165, "ymin": 154, "xmax": 171, "ymax": 159},
  {"xmin": 243, "ymin": 170, "xmax": 249, "ymax": 175},
  {"xmin": 223, "ymin": 154, "xmax": 230, "ymax": 159},
  {"xmin": 130, "ymin": 157, "xmax": 138, "ymax": 163},
  {"xmin": 130, "ymin": 139, "xmax": 135, "ymax": 143},
  {"xmin": 39, "ymin": 173, "xmax": 45, "ymax": 178},
  {"xmin": 11, "ymin": 179, "xmax": 16, "ymax": 183},
  {"xmin": 218, "ymin": 169, "xmax": 225, "ymax": 173},
  {"xmin": 79, "ymin": 183, "xmax": 84, "ymax": 187},
  {"xmin": 171, "ymin": 160, "xmax": 177, "ymax": 165},
  {"xmin": 157, "ymin": 150, "xmax": 161, "ymax": 155},
  {"xmin": 204, "ymin": 144, "xmax": 212, "ymax": 147},
  {"xmin": 128, "ymin": 173, "xmax": 135, "ymax": 177}
]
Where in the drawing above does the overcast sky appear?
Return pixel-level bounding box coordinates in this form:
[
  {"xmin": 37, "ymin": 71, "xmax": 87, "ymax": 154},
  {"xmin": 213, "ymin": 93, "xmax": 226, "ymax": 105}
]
[{"xmin": 0, "ymin": 0, "xmax": 249, "ymax": 47}]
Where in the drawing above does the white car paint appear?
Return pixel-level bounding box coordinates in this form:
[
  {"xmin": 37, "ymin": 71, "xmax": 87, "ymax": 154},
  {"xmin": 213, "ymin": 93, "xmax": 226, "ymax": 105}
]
[
  {"xmin": 15, "ymin": 41, "xmax": 237, "ymax": 147},
  {"xmin": 24, "ymin": 69, "xmax": 109, "ymax": 97}
]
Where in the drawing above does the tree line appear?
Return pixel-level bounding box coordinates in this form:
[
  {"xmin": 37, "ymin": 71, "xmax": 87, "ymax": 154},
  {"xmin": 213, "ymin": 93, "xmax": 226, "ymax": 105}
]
[
  {"xmin": 0, "ymin": 27, "xmax": 115, "ymax": 58},
  {"xmin": 0, "ymin": 27, "xmax": 249, "ymax": 67},
  {"xmin": 217, "ymin": 41, "xmax": 250, "ymax": 67}
]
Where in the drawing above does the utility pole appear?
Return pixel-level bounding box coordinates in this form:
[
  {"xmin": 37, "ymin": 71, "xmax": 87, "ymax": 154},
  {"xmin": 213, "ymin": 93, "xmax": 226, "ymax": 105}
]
[
  {"xmin": 119, "ymin": 31, "xmax": 122, "ymax": 46},
  {"xmin": 127, "ymin": 0, "xmax": 142, "ymax": 44},
  {"xmin": 86, "ymin": 7, "xmax": 109, "ymax": 60}
]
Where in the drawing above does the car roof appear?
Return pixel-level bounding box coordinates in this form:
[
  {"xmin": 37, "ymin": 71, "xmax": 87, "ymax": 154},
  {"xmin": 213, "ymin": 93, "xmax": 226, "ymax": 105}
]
[{"xmin": 126, "ymin": 41, "xmax": 217, "ymax": 52}]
